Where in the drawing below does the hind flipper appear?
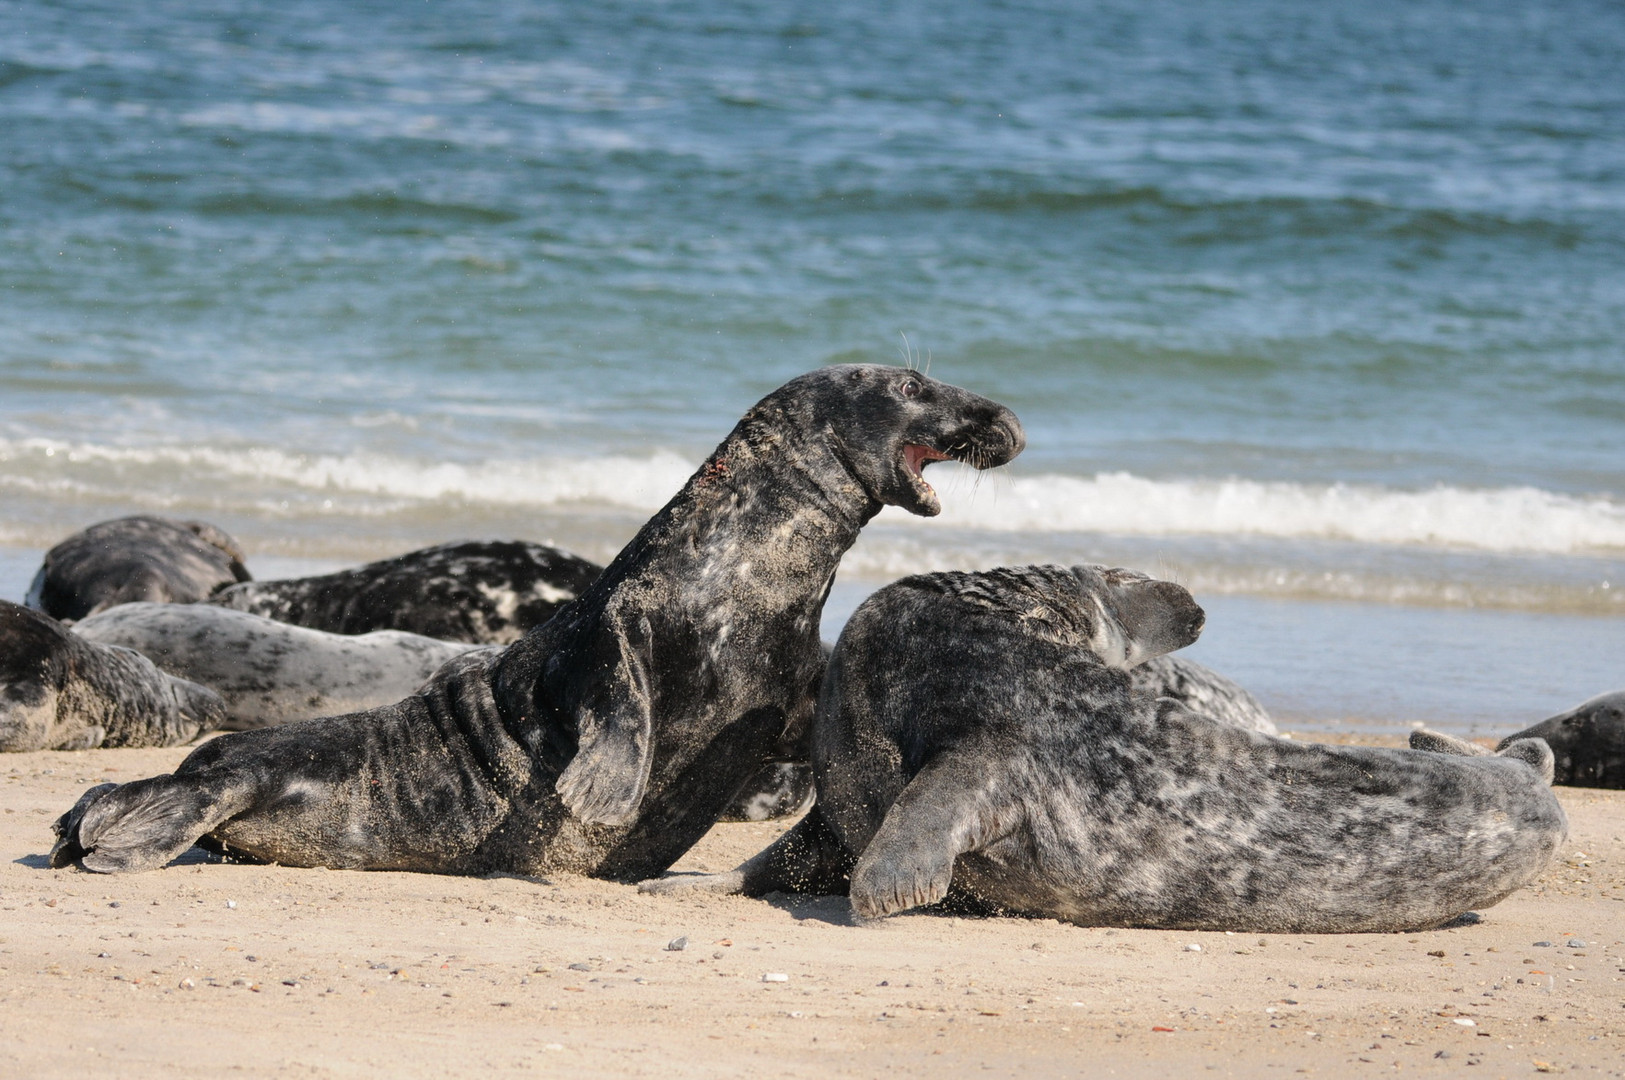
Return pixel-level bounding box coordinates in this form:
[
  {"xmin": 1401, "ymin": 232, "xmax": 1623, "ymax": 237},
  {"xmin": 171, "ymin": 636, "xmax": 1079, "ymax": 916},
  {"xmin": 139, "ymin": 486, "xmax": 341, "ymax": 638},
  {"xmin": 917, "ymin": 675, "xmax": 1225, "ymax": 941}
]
[
  {"xmin": 639, "ymin": 805, "xmax": 853, "ymax": 899},
  {"xmin": 1409, "ymin": 729, "xmax": 1492, "ymax": 756},
  {"xmin": 1497, "ymin": 737, "xmax": 1555, "ymax": 784},
  {"xmin": 55, "ymin": 773, "xmax": 251, "ymax": 874},
  {"xmin": 49, "ymin": 782, "xmax": 117, "ymax": 868}
]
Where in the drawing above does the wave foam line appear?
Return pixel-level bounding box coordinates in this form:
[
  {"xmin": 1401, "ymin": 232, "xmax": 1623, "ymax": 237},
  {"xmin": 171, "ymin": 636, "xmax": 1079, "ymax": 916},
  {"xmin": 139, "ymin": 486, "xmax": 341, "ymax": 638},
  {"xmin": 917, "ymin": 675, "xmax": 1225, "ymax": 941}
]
[
  {"xmin": 929, "ymin": 470, "xmax": 1625, "ymax": 555},
  {"xmin": 4, "ymin": 438, "xmax": 1622, "ymax": 555}
]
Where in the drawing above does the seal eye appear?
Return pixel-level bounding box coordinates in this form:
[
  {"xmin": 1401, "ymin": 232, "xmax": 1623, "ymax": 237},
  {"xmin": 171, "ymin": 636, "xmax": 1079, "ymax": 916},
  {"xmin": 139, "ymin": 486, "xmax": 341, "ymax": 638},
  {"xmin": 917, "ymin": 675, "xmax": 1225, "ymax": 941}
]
[{"xmin": 899, "ymin": 378, "xmax": 921, "ymax": 398}]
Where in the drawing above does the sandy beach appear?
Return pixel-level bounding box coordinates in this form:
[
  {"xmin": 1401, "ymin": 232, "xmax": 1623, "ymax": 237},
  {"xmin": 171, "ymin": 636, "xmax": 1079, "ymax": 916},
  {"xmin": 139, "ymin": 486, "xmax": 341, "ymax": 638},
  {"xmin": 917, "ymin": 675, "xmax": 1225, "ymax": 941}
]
[{"xmin": 2, "ymin": 735, "xmax": 1620, "ymax": 1080}]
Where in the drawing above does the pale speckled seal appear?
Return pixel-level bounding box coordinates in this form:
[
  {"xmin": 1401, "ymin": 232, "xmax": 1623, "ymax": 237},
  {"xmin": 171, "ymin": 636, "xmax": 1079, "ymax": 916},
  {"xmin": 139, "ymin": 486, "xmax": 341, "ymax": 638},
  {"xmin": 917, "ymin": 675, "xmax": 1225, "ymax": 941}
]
[
  {"xmin": 27, "ymin": 515, "xmax": 251, "ymax": 621},
  {"xmin": 73, "ymin": 602, "xmax": 487, "ymax": 731},
  {"xmin": 49, "ymin": 365, "xmax": 1024, "ymax": 878},
  {"xmin": 208, "ymin": 540, "xmax": 602, "ymax": 645},
  {"xmin": 643, "ymin": 564, "xmax": 1565, "ymax": 933},
  {"xmin": 0, "ymin": 601, "xmax": 224, "ymax": 752},
  {"xmin": 1412, "ymin": 691, "xmax": 1625, "ymax": 790}
]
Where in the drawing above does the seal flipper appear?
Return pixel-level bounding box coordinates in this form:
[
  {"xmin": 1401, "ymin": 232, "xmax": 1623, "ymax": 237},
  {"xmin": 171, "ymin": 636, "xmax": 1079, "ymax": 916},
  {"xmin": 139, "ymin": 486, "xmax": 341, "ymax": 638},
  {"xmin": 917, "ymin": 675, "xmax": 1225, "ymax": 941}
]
[
  {"xmin": 848, "ymin": 750, "xmax": 1010, "ymax": 920},
  {"xmin": 1497, "ymin": 737, "xmax": 1555, "ymax": 784},
  {"xmin": 48, "ymin": 782, "xmax": 117, "ymax": 868},
  {"xmin": 554, "ymin": 614, "xmax": 654, "ymax": 827},
  {"xmin": 51, "ymin": 773, "xmax": 255, "ymax": 874},
  {"xmin": 638, "ymin": 804, "xmax": 855, "ymax": 898},
  {"xmin": 1409, "ymin": 729, "xmax": 1493, "ymax": 756}
]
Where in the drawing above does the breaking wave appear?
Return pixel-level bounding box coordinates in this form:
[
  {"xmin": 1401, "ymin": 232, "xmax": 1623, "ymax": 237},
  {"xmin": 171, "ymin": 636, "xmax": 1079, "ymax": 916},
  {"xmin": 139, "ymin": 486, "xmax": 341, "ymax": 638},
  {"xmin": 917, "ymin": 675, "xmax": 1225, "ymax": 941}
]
[{"xmin": 2, "ymin": 438, "xmax": 1622, "ymax": 557}]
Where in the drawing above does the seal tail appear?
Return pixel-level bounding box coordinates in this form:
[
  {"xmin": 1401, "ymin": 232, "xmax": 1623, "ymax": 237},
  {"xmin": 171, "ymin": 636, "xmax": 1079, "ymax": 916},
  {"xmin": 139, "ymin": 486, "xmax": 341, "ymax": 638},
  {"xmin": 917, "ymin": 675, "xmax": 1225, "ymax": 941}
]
[
  {"xmin": 1411, "ymin": 728, "xmax": 1556, "ymax": 784},
  {"xmin": 50, "ymin": 774, "xmax": 248, "ymax": 873}
]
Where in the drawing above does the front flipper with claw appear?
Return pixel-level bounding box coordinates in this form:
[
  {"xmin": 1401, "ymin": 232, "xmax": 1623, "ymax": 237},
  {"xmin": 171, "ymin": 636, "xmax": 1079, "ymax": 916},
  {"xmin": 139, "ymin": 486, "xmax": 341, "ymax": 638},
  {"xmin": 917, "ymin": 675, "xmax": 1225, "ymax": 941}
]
[
  {"xmin": 844, "ymin": 747, "xmax": 1010, "ymax": 921},
  {"xmin": 553, "ymin": 611, "xmax": 653, "ymax": 827}
]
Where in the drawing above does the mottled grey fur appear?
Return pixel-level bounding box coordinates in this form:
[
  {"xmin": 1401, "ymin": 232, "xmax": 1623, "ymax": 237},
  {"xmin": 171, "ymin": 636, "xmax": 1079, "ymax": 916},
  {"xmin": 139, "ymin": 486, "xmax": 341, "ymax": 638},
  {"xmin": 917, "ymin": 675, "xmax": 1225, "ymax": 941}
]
[
  {"xmin": 50, "ymin": 366, "xmax": 1023, "ymax": 878},
  {"xmin": 0, "ymin": 601, "xmax": 224, "ymax": 752},
  {"xmin": 643, "ymin": 565, "xmax": 1565, "ymax": 933},
  {"xmin": 1131, "ymin": 654, "xmax": 1275, "ymax": 735},
  {"xmin": 73, "ymin": 603, "xmax": 487, "ymax": 731},
  {"xmin": 208, "ymin": 540, "xmax": 602, "ymax": 645},
  {"xmin": 27, "ymin": 516, "xmax": 251, "ymax": 622}
]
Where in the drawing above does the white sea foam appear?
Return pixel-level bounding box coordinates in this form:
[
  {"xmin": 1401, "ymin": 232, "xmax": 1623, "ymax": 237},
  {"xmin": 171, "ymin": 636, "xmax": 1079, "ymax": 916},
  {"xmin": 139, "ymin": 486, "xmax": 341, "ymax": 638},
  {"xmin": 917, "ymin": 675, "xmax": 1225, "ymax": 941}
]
[
  {"xmin": 3, "ymin": 438, "xmax": 1622, "ymax": 556},
  {"xmin": 914, "ymin": 469, "xmax": 1625, "ymax": 555}
]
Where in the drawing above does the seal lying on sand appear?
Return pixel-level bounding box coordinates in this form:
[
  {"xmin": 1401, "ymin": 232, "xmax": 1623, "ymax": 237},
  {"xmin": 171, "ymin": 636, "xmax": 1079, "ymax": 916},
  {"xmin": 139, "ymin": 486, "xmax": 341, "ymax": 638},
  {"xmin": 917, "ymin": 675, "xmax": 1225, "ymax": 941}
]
[
  {"xmin": 73, "ymin": 603, "xmax": 487, "ymax": 731},
  {"xmin": 0, "ymin": 602, "xmax": 224, "ymax": 752},
  {"xmin": 726, "ymin": 648, "xmax": 1271, "ymax": 821},
  {"xmin": 644, "ymin": 565, "xmax": 1564, "ymax": 933},
  {"xmin": 1412, "ymin": 691, "xmax": 1625, "ymax": 789},
  {"xmin": 27, "ymin": 516, "xmax": 251, "ymax": 621},
  {"xmin": 208, "ymin": 540, "xmax": 602, "ymax": 645},
  {"xmin": 49, "ymin": 366, "xmax": 1024, "ymax": 878}
]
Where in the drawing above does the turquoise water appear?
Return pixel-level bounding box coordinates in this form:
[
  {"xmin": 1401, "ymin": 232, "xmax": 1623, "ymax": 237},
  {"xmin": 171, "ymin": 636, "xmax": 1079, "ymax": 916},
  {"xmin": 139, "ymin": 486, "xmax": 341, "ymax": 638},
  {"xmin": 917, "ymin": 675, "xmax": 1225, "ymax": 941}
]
[{"xmin": 1, "ymin": 0, "xmax": 1622, "ymax": 730}]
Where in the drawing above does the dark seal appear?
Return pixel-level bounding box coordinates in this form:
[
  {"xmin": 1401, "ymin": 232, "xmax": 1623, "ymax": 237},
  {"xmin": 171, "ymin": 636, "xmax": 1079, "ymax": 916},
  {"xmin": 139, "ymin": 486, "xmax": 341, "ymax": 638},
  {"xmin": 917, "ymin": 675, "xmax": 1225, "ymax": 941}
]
[
  {"xmin": 643, "ymin": 565, "xmax": 1565, "ymax": 933},
  {"xmin": 49, "ymin": 365, "xmax": 1024, "ymax": 878},
  {"xmin": 27, "ymin": 515, "xmax": 251, "ymax": 622},
  {"xmin": 1413, "ymin": 691, "xmax": 1625, "ymax": 790},
  {"xmin": 0, "ymin": 601, "xmax": 224, "ymax": 752},
  {"xmin": 208, "ymin": 540, "xmax": 603, "ymax": 645}
]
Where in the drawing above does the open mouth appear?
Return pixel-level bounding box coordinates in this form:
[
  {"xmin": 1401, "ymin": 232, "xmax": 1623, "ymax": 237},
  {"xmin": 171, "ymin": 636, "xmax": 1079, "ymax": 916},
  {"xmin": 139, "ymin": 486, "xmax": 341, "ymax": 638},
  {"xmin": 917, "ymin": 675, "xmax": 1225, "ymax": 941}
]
[{"xmin": 902, "ymin": 443, "xmax": 953, "ymax": 496}]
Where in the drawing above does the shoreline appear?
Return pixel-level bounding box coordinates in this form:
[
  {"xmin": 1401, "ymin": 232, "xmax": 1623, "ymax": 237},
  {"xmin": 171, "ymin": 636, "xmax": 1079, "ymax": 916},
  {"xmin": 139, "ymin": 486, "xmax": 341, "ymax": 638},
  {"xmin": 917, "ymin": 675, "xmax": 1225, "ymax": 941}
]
[{"xmin": 1, "ymin": 739, "xmax": 1621, "ymax": 1078}]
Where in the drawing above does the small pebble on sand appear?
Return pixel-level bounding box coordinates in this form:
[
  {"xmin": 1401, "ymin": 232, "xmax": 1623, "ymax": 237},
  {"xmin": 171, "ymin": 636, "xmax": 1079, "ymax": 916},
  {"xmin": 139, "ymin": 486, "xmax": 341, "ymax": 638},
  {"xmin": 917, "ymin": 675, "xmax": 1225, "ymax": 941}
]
[
  {"xmin": 762, "ymin": 973, "xmax": 789, "ymax": 983},
  {"xmin": 665, "ymin": 937, "xmax": 688, "ymax": 952}
]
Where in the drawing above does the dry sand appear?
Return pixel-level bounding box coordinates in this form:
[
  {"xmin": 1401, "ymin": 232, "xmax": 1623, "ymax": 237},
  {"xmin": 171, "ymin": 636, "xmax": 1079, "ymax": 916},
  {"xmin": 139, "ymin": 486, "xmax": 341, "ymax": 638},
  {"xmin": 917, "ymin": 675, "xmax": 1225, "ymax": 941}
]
[{"xmin": 2, "ymin": 736, "xmax": 1621, "ymax": 1079}]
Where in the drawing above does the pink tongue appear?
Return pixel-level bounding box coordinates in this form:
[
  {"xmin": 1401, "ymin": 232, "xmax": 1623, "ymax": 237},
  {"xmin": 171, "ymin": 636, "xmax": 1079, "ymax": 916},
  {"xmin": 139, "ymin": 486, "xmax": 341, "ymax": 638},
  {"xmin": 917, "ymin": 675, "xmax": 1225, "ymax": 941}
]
[{"xmin": 905, "ymin": 444, "xmax": 947, "ymax": 475}]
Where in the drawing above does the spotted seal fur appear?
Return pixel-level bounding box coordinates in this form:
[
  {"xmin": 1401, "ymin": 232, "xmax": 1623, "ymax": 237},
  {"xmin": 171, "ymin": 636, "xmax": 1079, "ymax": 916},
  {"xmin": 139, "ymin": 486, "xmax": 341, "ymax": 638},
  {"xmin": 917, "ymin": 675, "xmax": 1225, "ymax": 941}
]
[
  {"xmin": 208, "ymin": 540, "xmax": 602, "ymax": 645},
  {"xmin": 643, "ymin": 564, "xmax": 1564, "ymax": 933},
  {"xmin": 73, "ymin": 602, "xmax": 488, "ymax": 731},
  {"xmin": 27, "ymin": 515, "xmax": 251, "ymax": 622},
  {"xmin": 0, "ymin": 601, "xmax": 224, "ymax": 752},
  {"xmin": 49, "ymin": 365, "xmax": 1024, "ymax": 877}
]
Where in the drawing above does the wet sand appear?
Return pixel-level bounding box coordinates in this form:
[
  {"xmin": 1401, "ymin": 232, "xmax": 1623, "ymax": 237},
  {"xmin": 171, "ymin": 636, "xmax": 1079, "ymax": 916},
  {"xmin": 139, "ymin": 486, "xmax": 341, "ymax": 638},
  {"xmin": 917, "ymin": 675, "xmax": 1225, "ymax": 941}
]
[{"xmin": 1, "ymin": 738, "xmax": 1621, "ymax": 1079}]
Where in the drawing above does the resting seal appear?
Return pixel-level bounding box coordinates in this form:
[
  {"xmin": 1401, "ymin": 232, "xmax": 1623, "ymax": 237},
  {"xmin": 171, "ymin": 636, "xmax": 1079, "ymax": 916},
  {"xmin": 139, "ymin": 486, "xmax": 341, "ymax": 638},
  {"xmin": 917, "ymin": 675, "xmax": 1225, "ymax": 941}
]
[
  {"xmin": 208, "ymin": 540, "xmax": 602, "ymax": 645},
  {"xmin": 723, "ymin": 645, "xmax": 1273, "ymax": 822},
  {"xmin": 1413, "ymin": 691, "xmax": 1625, "ymax": 790},
  {"xmin": 27, "ymin": 515, "xmax": 251, "ymax": 621},
  {"xmin": 0, "ymin": 601, "xmax": 224, "ymax": 752},
  {"xmin": 73, "ymin": 603, "xmax": 487, "ymax": 731},
  {"xmin": 49, "ymin": 365, "xmax": 1024, "ymax": 878},
  {"xmin": 644, "ymin": 565, "xmax": 1564, "ymax": 933}
]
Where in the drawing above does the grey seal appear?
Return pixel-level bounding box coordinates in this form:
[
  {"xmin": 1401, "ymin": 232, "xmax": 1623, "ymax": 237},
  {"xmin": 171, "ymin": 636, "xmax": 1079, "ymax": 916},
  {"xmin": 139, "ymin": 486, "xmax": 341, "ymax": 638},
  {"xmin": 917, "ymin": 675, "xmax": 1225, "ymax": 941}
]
[
  {"xmin": 0, "ymin": 601, "xmax": 224, "ymax": 752},
  {"xmin": 208, "ymin": 540, "xmax": 602, "ymax": 645},
  {"xmin": 643, "ymin": 565, "xmax": 1565, "ymax": 933},
  {"xmin": 73, "ymin": 602, "xmax": 488, "ymax": 731},
  {"xmin": 48, "ymin": 365, "xmax": 1024, "ymax": 878},
  {"xmin": 720, "ymin": 644, "xmax": 1273, "ymax": 822},
  {"xmin": 27, "ymin": 515, "xmax": 251, "ymax": 621},
  {"xmin": 1412, "ymin": 691, "xmax": 1625, "ymax": 789}
]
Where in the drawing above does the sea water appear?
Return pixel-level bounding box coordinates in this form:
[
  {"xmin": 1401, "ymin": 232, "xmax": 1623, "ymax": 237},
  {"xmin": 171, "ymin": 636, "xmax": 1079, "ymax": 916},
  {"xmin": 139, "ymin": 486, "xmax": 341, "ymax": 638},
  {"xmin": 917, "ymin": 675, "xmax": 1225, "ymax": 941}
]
[{"xmin": 1, "ymin": 0, "xmax": 1621, "ymax": 734}]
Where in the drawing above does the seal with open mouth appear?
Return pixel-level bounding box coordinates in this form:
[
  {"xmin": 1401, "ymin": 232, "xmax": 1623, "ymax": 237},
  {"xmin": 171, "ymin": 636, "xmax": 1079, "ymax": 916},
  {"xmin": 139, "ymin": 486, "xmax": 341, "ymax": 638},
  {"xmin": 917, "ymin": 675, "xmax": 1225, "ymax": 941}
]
[{"xmin": 49, "ymin": 365, "xmax": 1024, "ymax": 879}]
